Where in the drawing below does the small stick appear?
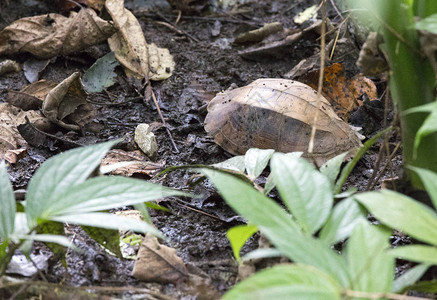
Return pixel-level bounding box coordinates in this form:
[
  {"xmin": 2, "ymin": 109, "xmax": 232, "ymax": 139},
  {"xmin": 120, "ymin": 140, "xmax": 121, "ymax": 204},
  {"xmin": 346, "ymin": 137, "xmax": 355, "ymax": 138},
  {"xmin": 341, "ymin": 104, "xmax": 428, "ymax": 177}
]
[
  {"xmin": 150, "ymin": 91, "xmax": 179, "ymax": 153},
  {"xmin": 155, "ymin": 11, "xmax": 200, "ymax": 43}
]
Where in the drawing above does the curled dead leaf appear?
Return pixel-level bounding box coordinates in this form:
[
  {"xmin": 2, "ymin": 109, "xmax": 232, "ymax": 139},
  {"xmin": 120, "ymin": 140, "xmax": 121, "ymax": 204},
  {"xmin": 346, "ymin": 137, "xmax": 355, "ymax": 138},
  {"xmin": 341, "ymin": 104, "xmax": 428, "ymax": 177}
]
[
  {"xmin": 105, "ymin": 0, "xmax": 174, "ymax": 81},
  {"xmin": 42, "ymin": 72, "xmax": 94, "ymax": 131},
  {"xmin": 0, "ymin": 8, "xmax": 115, "ymax": 59}
]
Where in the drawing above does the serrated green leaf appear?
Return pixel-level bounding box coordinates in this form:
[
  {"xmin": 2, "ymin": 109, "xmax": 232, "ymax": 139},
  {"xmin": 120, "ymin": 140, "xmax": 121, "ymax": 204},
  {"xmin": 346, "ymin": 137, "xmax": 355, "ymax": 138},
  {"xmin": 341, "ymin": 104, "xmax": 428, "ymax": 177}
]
[
  {"xmin": 26, "ymin": 140, "xmax": 119, "ymax": 228},
  {"xmin": 244, "ymin": 148, "xmax": 274, "ymax": 180},
  {"xmin": 49, "ymin": 213, "xmax": 163, "ymax": 239},
  {"xmin": 223, "ymin": 264, "xmax": 341, "ymax": 300},
  {"xmin": 346, "ymin": 222, "xmax": 394, "ymax": 293},
  {"xmin": 355, "ymin": 190, "xmax": 437, "ymax": 245},
  {"xmin": 227, "ymin": 225, "xmax": 258, "ymax": 262},
  {"xmin": 392, "ymin": 264, "xmax": 430, "ymax": 293},
  {"xmin": 0, "ymin": 161, "xmax": 15, "ymax": 240},
  {"xmin": 390, "ymin": 245, "xmax": 437, "ymax": 264},
  {"xmin": 44, "ymin": 176, "xmax": 187, "ymax": 216},
  {"xmin": 202, "ymin": 168, "xmax": 350, "ymax": 287},
  {"xmin": 415, "ymin": 14, "xmax": 437, "ymax": 34},
  {"xmin": 320, "ymin": 197, "xmax": 367, "ymax": 246},
  {"xmin": 271, "ymin": 154, "xmax": 333, "ymax": 234},
  {"xmin": 409, "ymin": 166, "xmax": 437, "ymax": 209},
  {"xmin": 81, "ymin": 225, "xmax": 122, "ymax": 258},
  {"xmin": 320, "ymin": 152, "xmax": 347, "ymax": 189},
  {"xmin": 82, "ymin": 52, "xmax": 119, "ymax": 93}
]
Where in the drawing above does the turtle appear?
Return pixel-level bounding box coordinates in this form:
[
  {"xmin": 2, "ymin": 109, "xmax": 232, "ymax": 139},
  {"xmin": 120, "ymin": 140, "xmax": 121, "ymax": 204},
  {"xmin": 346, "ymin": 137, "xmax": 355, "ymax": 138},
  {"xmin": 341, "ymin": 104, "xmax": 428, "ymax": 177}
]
[{"xmin": 204, "ymin": 78, "xmax": 362, "ymax": 165}]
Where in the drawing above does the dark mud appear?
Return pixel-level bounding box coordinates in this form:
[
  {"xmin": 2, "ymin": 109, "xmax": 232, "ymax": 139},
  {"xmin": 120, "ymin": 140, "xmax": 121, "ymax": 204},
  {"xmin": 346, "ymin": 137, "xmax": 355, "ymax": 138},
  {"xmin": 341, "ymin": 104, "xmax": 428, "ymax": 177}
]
[{"xmin": 0, "ymin": 0, "xmax": 409, "ymax": 298}]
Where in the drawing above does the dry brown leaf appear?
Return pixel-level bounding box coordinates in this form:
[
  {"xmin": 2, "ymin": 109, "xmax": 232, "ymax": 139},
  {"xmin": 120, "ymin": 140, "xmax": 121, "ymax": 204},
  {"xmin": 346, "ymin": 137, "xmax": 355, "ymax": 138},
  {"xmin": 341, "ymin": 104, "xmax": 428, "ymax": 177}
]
[
  {"xmin": 7, "ymin": 80, "xmax": 57, "ymax": 111},
  {"xmin": 42, "ymin": 72, "xmax": 93, "ymax": 131},
  {"xmin": 4, "ymin": 148, "xmax": 27, "ymax": 164},
  {"xmin": 300, "ymin": 63, "xmax": 378, "ymax": 118},
  {"xmin": 100, "ymin": 149, "xmax": 165, "ymax": 177},
  {"xmin": 132, "ymin": 235, "xmax": 188, "ymax": 283},
  {"xmin": 58, "ymin": 0, "xmax": 105, "ymax": 12},
  {"xmin": 0, "ymin": 103, "xmax": 48, "ymax": 161},
  {"xmin": 0, "ymin": 8, "xmax": 115, "ymax": 59},
  {"xmin": 105, "ymin": 0, "xmax": 174, "ymax": 81}
]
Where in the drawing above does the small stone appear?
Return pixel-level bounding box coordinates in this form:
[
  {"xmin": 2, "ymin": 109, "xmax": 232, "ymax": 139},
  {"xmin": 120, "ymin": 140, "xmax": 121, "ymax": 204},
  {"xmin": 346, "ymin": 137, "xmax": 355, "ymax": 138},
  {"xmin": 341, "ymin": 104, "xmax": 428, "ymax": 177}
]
[{"xmin": 134, "ymin": 123, "xmax": 158, "ymax": 158}]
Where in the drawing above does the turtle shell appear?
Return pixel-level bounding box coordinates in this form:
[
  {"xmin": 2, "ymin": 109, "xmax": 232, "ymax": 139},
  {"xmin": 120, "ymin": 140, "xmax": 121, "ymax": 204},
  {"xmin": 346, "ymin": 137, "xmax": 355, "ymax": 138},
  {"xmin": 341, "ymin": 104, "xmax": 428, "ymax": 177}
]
[{"xmin": 204, "ymin": 78, "xmax": 362, "ymax": 165}]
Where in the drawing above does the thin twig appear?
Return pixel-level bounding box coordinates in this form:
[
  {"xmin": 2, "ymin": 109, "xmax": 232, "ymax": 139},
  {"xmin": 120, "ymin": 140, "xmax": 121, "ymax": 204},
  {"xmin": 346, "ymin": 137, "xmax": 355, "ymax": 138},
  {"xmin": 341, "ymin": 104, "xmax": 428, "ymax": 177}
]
[
  {"xmin": 367, "ymin": 142, "xmax": 401, "ymax": 191},
  {"xmin": 308, "ymin": 0, "xmax": 327, "ymax": 167},
  {"xmin": 329, "ymin": 0, "xmax": 344, "ymax": 20},
  {"xmin": 150, "ymin": 91, "xmax": 179, "ymax": 153},
  {"xmin": 155, "ymin": 11, "xmax": 200, "ymax": 43}
]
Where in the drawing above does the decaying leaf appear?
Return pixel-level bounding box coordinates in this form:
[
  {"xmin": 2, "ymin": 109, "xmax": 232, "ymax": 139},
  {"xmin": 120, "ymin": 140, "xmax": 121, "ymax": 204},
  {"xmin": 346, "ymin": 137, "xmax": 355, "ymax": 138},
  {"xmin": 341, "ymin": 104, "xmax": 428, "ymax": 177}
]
[
  {"xmin": 0, "ymin": 59, "xmax": 21, "ymax": 75},
  {"xmin": 134, "ymin": 123, "xmax": 158, "ymax": 158},
  {"xmin": 132, "ymin": 235, "xmax": 188, "ymax": 283},
  {"xmin": 42, "ymin": 72, "xmax": 93, "ymax": 131},
  {"xmin": 7, "ymin": 80, "xmax": 57, "ymax": 111},
  {"xmin": 100, "ymin": 149, "xmax": 165, "ymax": 177},
  {"xmin": 105, "ymin": 0, "xmax": 174, "ymax": 81},
  {"xmin": 0, "ymin": 8, "xmax": 115, "ymax": 59},
  {"xmin": 23, "ymin": 58, "xmax": 52, "ymax": 83},
  {"xmin": 58, "ymin": 0, "xmax": 106, "ymax": 12},
  {"xmin": 82, "ymin": 52, "xmax": 119, "ymax": 93},
  {"xmin": 0, "ymin": 103, "xmax": 49, "ymax": 161},
  {"xmin": 300, "ymin": 63, "xmax": 378, "ymax": 118}
]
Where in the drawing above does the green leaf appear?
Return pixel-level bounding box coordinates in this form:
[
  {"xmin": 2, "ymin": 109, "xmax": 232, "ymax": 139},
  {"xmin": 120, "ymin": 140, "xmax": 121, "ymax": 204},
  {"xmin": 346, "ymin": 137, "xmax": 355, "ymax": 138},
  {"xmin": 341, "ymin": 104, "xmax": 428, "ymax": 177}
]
[
  {"xmin": 49, "ymin": 213, "xmax": 163, "ymax": 239},
  {"xmin": 227, "ymin": 225, "xmax": 258, "ymax": 262},
  {"xmin": 223, "ymin": 264, "xmax": 341, "ymax": 300},
  {"xmin": 212, "ymin": 155, "xmax": 246, "ymax": 173},
  {"xmin": 320, "ymin": 152, "xmax": 347, "ymax": 189},
  {"xmin": 81, "ymin": 52, "xmax": 119, "ymax": 93},
  {"xmin": 26, "ymin": 140, "xmax": 119, "ymax": 228},
  {"xmin": 81, "ymin": 226, "xmax": 122, "ymax": 258},
  {"xmin": 44, "ymin": 176, "xmax": 187, "ymax": 216},
  {"xmin": 244, "ymin": 148, "xmax": 274, "ymax": 180},
  {"xmin": 346, "ymin": 222, "xmax": 394, "ymax": 293},
  {"xmin": 202, "ymin": 169, "xmax": 350, "ymax": 287},
  {"xmin": 0, "ymin": 161, "xmax": 15, "ymax": 240},
  {"xmin": 389, "ymin": 245, "xmax": 437, "ymax": 264},
  {"xmin": 335, "ymin": 127, "xmax": 391, "ymax": 194},
  {"xmin": 409, "ymin": 166, "xmax": 437, "ymax": 209},
  {"xmin": 319, "ymin": 197, "xmax": 367, "ymax": 246},
  {"xmin": 392, "ymin": 264, "xmax": 430, "ymax": 293},
  {"xmin": 18, "ymin": 234, "xmax": 77, "ymax": 250},
  {"xmin": 270, "ymin": 154, "xmax": 333, "ymax": 234},
  {"xmin": 403, "ymin": 280, "xmax": 437, "ymax": 293},
  {"xmin": 241, "ymin": 248, "xmax": 282, "ymax": 261},
  {"xmin": 415, "ymin": 14, "xmax": 437, "ymax": 34},
  {"xmin": 355, "ymin": 190, "xmax": 437, "ymax": 245}
]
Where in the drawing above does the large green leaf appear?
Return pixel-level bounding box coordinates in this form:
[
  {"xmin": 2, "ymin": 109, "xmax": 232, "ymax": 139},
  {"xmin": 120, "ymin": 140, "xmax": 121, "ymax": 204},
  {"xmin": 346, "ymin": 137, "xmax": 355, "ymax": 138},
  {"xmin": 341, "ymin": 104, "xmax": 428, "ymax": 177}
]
[
  {"xmin": 415, "ymin": 14, "xmax": 437, "ymax": 34},
  {"xmin": 43, "ymin": 176, "xmax": 187, "ymax": 216},
  {"xmin": 26, "ymin": 140, "xmax": 119, "ymax": 227},
  {"xmin": 409, "ymin": 166, "xmax": 437, "ymax": 209},
  {"xmin": 244, "ymin": 148, "xmax": 274, "ymax": 180},
  {"xmin": 227, "ymin": 224, "xmax": 258, "ymax": 262},
  {"xmin": 319, "ymin": 197, "xmax": 367, "ymax": 246},
  {"xmin": 270, "ymin": 154, "xmax": 333, "ymax": 234},
  {"xmin": 346, "ymin": 222, "xmax": 394, "ymax": 293},
  {"xmin": 392, "ymin": 264, "xmax": 430, "ymax": 293},
  {"xmin": 222, "ymin": 264, "xmax": 341, "ymax": 300},
  {"xmin": 49, "ymin": 213, "xmax": 163, "ymax": 239},
  {"xmin": 0, "ymin": 161, "xmax": 15, "ymax": 240},
  {"xmin": 355, "ymin": 190, "xmax": 437, "ymax": 245},
  {"xmin": 202, "ymin": 169, "xmax": 350, "ymax": 287},
  {"xmin": 389, "ymin": 245, "xmax": 437, "ymax": 264}
]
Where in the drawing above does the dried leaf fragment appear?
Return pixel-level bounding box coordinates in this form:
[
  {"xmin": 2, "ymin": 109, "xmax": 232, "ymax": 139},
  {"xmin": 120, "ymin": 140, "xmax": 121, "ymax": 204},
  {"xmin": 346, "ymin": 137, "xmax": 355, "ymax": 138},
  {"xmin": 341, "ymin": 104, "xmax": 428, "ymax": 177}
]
[
  {"xmin": 0, "ymin": 8, "xmax": 115, "ymax": 59},
  {"xmin": 7, "ymin": 80, "xmax": 57, "ymax": 111},
  {"xmin": 132, "ymin": 235, "xmax": 188, "ymax": 283}
]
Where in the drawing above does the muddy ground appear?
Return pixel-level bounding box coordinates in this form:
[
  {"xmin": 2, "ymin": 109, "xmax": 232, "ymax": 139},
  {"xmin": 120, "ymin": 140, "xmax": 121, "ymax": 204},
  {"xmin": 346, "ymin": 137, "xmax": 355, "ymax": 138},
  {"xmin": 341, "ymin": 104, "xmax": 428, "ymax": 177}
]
[{"xmin": 0, "ymin": 0, "xmax": 423, "ymax": 299}]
